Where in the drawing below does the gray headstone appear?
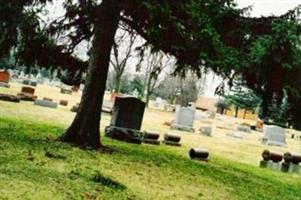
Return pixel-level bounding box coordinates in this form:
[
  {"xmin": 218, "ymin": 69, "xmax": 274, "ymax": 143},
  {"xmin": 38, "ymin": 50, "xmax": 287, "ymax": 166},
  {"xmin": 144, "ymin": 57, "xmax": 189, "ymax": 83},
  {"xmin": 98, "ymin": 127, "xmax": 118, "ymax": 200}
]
[
  {"xmin": 171, "ymin": 107, "xmax": 195, "ymax": 132},
  {"xmin": 237, "ymin": 125, "xmax": 251, "ymax": 133},
  {"xmin": 289, "ymin": 164, "xmax": 301, "ymax": 174},
  {"xmin": 262, "ymin": 125, "xmax": 286, "ymax": 147},
  {"xmin": 200, "ymin": 126, "xmax": 212, "ymax": 136},
  {"xmin": 34, "ymin": 99, "xmax": 58, "ymax": 109}
]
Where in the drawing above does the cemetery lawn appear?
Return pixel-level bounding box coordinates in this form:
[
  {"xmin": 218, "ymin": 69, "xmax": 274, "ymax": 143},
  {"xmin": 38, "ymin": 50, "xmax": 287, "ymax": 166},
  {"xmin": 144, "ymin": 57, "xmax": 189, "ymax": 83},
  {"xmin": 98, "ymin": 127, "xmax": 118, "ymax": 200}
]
[{"xmin": 1, "ymin": 117, "xmax": 301, "ymax": 200}]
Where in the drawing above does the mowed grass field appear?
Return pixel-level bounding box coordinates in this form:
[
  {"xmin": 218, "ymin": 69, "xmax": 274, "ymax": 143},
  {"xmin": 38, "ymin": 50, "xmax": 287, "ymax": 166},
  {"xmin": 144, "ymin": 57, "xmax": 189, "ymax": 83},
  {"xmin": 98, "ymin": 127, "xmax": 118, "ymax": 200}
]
[{"xmin": 1, "ymin": 82, "xmax": 301, "ymax": 199}]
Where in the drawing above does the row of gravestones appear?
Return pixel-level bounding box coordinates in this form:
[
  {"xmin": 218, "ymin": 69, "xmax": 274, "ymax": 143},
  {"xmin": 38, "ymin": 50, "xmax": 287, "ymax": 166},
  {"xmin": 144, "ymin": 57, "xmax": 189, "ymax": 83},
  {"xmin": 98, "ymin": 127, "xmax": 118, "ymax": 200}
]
[
  {"xmin": 105, "ymin": 97, "xmax": 210, "ymax": 161},
  {"xmin": 260, "ymin": 150, "xmax": 301, "ymax": 174},
  {"xmin": 0, "ymin": 86, "xmax": 69, "ymax": 108}
]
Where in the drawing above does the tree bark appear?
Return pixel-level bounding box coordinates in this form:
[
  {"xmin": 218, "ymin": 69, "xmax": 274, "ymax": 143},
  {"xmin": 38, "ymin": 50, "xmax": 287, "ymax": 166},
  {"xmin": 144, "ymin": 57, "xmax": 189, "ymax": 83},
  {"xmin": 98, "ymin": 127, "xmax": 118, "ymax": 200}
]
[
  {"xmin": 61, "ymin": 0, "xmax": 121, "ymax": 148},
  {"xmin": 243, "ymin": 109, "xmax": 247, "ymax": 119},
  {"xmin": 235, "ymin": 106, "xmax": 239, "ymax": 118}
]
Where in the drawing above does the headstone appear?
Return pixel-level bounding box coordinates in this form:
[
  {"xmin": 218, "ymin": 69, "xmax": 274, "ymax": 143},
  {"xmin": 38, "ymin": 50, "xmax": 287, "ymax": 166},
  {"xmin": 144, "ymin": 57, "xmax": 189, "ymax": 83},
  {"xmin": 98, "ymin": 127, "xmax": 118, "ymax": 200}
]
[
  {"xmin": 60, "ymin": 88, "xmax": 72, "ymax": 95},
  {"xmin": 163, "ymin": 133, "xmax": 181, "ymax": 146},
  {"xmin": 226, "ymin": 132, "xmax": 244, "ymax": 139},
  {"xmin": 17, "ymin": 86, "xmax": 37, "ymax": 101},
  {"xmin": 0, "ymin": 70, "xmax": 10, "ymax": 88},
  {"xmin": 171, "ymin": 106, "xmax": 195, "ymax": 132},
  {"xmin": 30, "ymin": 81, "xmax": 38, "ymax": 87},
  {"xmin": 237, "ymin": 125, "xmax": 251, "ymax": 133},
  {"xmin": 105, "ymin": 97, "xmax": 146, "ymax": 143},
  {"xmin": 21, "ymin": 86, "xmax": 35, "ymax": 94},
  {"xmin": 200, "ymin": 126, "xmax": 212, "ymax": 136},
  {"xmin": 0, "ymin": 70, "xmax": 10, "ymax": 83},
  {"xmin": 152, "ymin": 97, "xmax": 166, "ymax": 110},
  {"xmin": 143, "ymin": 131, "xmax": 160, "ymax": 145},
  {"xmin": 22, "ymin": 79, "xmax": 30, "ymax": 85},
  {"xmin": 288, "ymin": 164, "xmax": 301, "ymax": 174},
  {"xmin": 189, "ymin": 148, "xmax": 209, "ymax": 161},
  {"xmin": 262, "ymin": 125, "xmax": 286, "ymax": 147},
  {"xmin": 59, "ymin": 100, "xmax": 68, "ymax": 106},
  {"xmin": 34, "ymin": 99, "xmax": 58, "ymax": 109}
]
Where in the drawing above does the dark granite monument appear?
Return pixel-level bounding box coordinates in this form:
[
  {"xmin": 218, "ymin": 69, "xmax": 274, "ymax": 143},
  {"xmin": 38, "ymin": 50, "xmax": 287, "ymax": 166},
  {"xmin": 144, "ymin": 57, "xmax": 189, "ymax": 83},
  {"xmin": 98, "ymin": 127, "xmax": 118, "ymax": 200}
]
[{"xmin": 105, "ymin": 97, "xmax": 145, "ymax": 144}]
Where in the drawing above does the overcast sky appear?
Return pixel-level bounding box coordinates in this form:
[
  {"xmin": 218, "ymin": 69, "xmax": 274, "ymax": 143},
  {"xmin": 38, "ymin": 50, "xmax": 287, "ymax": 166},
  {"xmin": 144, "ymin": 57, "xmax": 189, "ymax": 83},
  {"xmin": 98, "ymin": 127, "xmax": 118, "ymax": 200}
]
[{"xmin": 235, "ymin": 0, "xmax": 301, "ymax": 16}]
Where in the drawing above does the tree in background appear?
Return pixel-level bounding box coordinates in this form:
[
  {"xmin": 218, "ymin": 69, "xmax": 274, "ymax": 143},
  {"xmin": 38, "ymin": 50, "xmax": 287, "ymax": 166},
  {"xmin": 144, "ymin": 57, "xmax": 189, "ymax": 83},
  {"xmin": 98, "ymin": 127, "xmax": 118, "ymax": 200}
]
[
  {"xmin": 215, "ymin": 99, "xmax": 231, "ymax": 115},
  {"xmin": 110, "ymin": 26, "xmax": 137, "ymax": 93},
  {"xmin": 154, "ymin": 72, "xmax": 198, "ymax": 106},
  {"xmin": 139, "ymin": 49, "xmax": 173, "ymax": 106},
  {"xmin": 225, "ymin": 78, "xmax": 261, "ymax": 118}
]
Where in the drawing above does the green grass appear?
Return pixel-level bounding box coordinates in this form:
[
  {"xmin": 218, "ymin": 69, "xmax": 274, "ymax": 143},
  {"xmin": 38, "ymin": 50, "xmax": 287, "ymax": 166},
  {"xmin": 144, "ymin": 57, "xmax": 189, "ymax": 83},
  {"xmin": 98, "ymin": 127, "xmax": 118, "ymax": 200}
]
[{"xmin": 1, "ymin": 117, "xmax": 301, "ymax": 200}]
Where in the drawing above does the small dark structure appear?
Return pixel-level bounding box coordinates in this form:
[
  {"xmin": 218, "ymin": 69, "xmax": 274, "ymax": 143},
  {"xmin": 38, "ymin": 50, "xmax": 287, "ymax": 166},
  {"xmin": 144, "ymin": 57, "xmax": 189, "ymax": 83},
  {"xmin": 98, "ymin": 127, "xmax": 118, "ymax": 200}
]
[
  {"xmin": 60, "ymin": 88, "xmax": 72, "ymax": 95},
  {"xmin": 143, "ymin": 131, "xmax": 160, "ymax": 145},
  {"xmin": 260, "ymin": 149, "xmax": 283, "ymax": 168},
  {"xmin": 284, "ymin": 152, "xmax": 301, "ymax": 164},
  {"xmin": 281, "ymin": 152, "xmax": 301, "ymax": 173},
  {"xmin": 43, "ymin": 97, "xmax": 53, "ymax": 102},
  {"xmin": 17, "ymin": 86, "xmax": 37, "ymax": 101},
  {"xmin": 189, "ymin": 148, "xmax": 209, "ymax": 161},
  {"xmin": 71, "ymin": 103, "xmax": 79, "ymax": 112},
  {"xmin": 60, "ymin": 100, "xmax": 69, "ymax": 106},
  {"xmin": 0, "ymin": 93, "xmax": 20, "ymax": 103},
  {"xmin": 262, "ymin": 150, "xmax": 283, "ymax": 162},
  {"xmin": 163, "ymin": 133, "xmax": 181, "ymax": 146},
  {"xmin": 105, "ymin": 97, "xmax": 146, "ymax": 144}
]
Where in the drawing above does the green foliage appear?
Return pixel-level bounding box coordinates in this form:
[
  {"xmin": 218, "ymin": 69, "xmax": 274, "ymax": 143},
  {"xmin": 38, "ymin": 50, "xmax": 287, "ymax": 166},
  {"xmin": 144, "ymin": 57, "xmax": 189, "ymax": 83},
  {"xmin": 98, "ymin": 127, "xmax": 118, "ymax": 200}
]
[
  {"xmin": 225, "ymin": 78, "xmax": 261, "ymax": 112},
  {"xmin": 215, "ymin": 99, "xmax": 231, "ymax": 114}
]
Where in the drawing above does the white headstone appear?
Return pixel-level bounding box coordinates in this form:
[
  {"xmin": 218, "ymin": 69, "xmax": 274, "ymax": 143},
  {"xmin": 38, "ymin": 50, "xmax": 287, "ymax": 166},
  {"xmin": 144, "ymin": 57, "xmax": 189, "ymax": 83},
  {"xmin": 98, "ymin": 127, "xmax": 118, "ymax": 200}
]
[
  {"xmin": 262, "ymin": 125, "xmax": 286, "ymax": 147},
  {"xmin": 172, "ymin": 106, "xmax": 195, "ymax": 132}
]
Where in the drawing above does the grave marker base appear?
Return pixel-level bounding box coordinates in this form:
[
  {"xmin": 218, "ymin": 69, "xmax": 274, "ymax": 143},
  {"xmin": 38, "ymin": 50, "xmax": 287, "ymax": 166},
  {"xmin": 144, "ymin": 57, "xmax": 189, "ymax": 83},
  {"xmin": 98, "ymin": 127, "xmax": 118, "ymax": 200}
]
[
  {"xmin": 105, "ymin": 126, "xmax": 143, "ymax": 144},
  {"xmin": 163, "ymin": 140, "xmax": 181, "ymax": 147},
  {"xmin": 143, "ymin": 139, "xmax": 160, "ymax": 145}
]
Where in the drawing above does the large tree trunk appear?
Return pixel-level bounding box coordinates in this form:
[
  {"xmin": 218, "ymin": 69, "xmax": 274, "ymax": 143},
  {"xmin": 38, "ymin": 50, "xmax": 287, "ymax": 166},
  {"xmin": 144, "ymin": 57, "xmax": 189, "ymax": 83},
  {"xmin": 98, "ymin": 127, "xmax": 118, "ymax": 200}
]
[{"xmin": 61, "ymin": 0, "xmax": 121, "ymax": 148}]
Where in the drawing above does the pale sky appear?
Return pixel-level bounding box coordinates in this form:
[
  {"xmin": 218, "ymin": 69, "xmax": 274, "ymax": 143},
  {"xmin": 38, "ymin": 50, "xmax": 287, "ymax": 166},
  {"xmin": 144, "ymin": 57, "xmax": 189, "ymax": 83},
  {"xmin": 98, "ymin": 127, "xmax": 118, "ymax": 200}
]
[{"xmin": 235, "ymin": 0, "xmax": 301, "ymax": 17}]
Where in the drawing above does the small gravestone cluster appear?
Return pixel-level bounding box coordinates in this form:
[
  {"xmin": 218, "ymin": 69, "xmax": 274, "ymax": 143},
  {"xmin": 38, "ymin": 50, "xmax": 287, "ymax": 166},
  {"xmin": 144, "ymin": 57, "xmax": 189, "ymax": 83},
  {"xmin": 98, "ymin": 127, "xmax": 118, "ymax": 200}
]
[
  {"xmin": 260, "ymin": 150, "xmax": 301, "ymax": 174},
  {"xmin": 22, "ymin": 79, "xmax": 38, "ymax": 87}
]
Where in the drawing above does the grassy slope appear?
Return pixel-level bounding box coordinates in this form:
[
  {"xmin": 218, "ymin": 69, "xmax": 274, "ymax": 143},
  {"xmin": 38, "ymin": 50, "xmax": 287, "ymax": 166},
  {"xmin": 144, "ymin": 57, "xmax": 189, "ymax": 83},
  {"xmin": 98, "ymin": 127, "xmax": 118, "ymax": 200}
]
[{"xmin": 0, "ymin": 117, "xmax": 301, "ymax": 200}]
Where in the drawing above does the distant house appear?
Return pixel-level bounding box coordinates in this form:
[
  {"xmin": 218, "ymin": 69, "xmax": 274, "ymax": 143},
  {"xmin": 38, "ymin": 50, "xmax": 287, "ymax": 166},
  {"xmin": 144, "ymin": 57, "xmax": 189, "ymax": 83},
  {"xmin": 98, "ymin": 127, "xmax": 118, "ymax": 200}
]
[{"xmin": 195, "ymin": 96, "xmax": 219, "ymax": 112}]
